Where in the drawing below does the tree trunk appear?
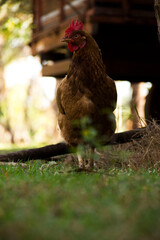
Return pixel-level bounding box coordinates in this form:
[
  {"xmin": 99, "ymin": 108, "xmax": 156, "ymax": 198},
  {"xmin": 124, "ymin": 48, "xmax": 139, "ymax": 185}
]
[{"xmin": 130, "ymin": 83, "xmax": 146, "ymax": 129}]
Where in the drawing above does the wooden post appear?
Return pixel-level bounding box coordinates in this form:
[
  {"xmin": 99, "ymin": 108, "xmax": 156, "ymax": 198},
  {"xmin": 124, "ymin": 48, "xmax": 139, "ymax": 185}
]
[
  {"xmin": 87, "ymin": 0, "xmax": 95, "ymax": 9},
  {"xmin": 85, "ymin": 0, "xmax": 91, "ymax": 10},
  {"xmin": 155, "ymin": 0, "xmax": 160, "ymax": 40},
  {"xmin": 33, "ymin": 0, "xmax": 42, "ymax": 32},
  {"xmin": 60, "ymin": 0, "xmax": 65, "ymax": 22},
  {"xmin": 122, "ymin": 0, "xmax": 130, "ymax": 17}
]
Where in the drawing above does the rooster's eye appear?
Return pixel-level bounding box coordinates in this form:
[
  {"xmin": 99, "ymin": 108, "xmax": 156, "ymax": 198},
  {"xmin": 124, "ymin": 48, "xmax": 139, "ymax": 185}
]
[{"xmin": 74, "ymin": 34, "xmax": 79, "ymax": 38}]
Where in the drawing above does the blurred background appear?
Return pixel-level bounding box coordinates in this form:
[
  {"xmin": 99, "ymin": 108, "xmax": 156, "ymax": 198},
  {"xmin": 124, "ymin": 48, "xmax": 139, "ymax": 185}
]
[{"xmin": 0, "ymin": 0, "xmax": 159, "ymax": 148}]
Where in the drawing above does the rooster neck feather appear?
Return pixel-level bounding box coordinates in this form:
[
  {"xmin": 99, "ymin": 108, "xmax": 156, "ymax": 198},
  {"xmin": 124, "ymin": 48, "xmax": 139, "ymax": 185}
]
[{"xmin": 67, "ymin": 33, "xmax": 105, "ymax": 83}]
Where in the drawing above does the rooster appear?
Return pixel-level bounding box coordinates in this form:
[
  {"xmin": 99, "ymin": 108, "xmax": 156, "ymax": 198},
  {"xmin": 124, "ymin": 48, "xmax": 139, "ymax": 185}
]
[{"xmin": 56, "ymin": 20, "xmax": 117, "ymax": 169}]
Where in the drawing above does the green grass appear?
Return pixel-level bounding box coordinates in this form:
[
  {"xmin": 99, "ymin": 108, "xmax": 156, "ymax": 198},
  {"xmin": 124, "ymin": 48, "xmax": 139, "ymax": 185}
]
[{"xmin": 0, "ymin": 161, "xmax": 160, "ymax": 240}]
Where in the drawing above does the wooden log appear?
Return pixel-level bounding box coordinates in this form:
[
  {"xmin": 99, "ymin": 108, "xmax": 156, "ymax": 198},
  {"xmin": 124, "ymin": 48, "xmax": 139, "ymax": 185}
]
[
  {"xmin": 0, "ymin": 127, "xmax": 146, "ymax": 162},
  {"xmin": 0, "ymin": 143, "xmax": 70, "ymax": 163}
]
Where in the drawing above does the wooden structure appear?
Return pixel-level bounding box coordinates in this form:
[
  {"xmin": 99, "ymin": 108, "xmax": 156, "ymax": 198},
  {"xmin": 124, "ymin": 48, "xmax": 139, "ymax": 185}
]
[
  {"xmin": 31, "ymin": 0, "xmax": 159, "ymax": 81},
  {"xmin": 31, "ymin": 0, "xmax": 160, "ymax": 121}
]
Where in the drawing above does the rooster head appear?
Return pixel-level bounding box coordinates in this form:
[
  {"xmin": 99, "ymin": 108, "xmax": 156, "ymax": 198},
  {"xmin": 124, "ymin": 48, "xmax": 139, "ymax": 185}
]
[{"xmin": 62, "ymin": 19, "xmax": 86, "ymax": 52}]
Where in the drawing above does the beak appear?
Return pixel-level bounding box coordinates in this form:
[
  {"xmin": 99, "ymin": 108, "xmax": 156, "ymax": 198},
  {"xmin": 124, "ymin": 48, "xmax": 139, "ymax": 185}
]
[{"xmin": 61, "ymin": 36, "xmax": 71, "ymax": 43}]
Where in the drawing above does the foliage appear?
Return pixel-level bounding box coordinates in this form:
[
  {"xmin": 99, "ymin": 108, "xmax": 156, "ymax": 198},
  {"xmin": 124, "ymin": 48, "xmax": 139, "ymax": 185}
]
[
  {"xmin": 0, "ymin": 84, "xmax": 57, "ymax": 145},
  {"xmin": 0, "ymin": 0, "xmax": 32, "ymax": 64},
  {"xmin": 0, "ymin": 0, "xmax": 34, "ymax": 144}
]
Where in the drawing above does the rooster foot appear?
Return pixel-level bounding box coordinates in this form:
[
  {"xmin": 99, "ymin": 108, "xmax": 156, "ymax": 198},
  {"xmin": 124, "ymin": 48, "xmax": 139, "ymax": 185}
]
[{"xmin": 77, "ymin": 153, "xmax": 94, "ymax": 171}]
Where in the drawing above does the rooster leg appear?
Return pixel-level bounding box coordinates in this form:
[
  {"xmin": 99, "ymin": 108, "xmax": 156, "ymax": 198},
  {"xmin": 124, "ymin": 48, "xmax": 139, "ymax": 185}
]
[
  {"xmin": 77, "ymin": 147, "xmax": 95, "ymax": 169},
  {"xmin": 86, "ymin": 147, "xmax": 95, "ymax": 169},
  {"xmin": 77, "ymin": 153, "xmax": 85, "ymax": 169}
]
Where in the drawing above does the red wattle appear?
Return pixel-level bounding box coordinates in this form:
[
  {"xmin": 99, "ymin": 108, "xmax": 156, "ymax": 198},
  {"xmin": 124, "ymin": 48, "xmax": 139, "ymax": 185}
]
[{"xmin": 68, "ymin": 43, "xmax": 79, "ymax": 52}]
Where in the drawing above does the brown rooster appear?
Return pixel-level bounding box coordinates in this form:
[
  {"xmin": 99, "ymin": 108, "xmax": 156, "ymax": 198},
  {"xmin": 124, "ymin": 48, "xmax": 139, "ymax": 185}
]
[{"xmin": 56, "ymin": 20, "xmax": 117, "ymax": 168}]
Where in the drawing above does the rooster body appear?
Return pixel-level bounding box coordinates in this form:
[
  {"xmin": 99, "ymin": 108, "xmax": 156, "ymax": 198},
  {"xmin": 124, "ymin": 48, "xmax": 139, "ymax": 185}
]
[{"xmin": 56, "ymin": 21, "xmax": 117, "ymax": 168}]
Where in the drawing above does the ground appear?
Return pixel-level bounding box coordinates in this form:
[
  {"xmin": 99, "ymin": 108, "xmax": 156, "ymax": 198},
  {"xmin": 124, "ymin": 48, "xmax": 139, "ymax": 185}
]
[
  {"xmin": 0, "ymin": 122, "xmax": 160, "ymax": 240},
  {"xmin": 0, "ymin": 163, "xmax": 160, "ymax": 240}
]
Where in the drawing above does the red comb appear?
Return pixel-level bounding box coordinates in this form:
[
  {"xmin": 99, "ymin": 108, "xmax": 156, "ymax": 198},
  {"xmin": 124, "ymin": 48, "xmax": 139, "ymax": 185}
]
[{"xmin": 65, "ymin": 19, "xmax": 83, "ymax": 36}]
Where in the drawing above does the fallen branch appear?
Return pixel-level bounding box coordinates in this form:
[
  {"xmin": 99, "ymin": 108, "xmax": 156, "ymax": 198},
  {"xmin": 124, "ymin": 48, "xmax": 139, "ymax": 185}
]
[
  {"xmin": 0, "ymin": 143, "xmax": 70, "ymax": 163},
  {"xmin": 0, "ymin": 127, "xmax": 146, "ymax": 162}
]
